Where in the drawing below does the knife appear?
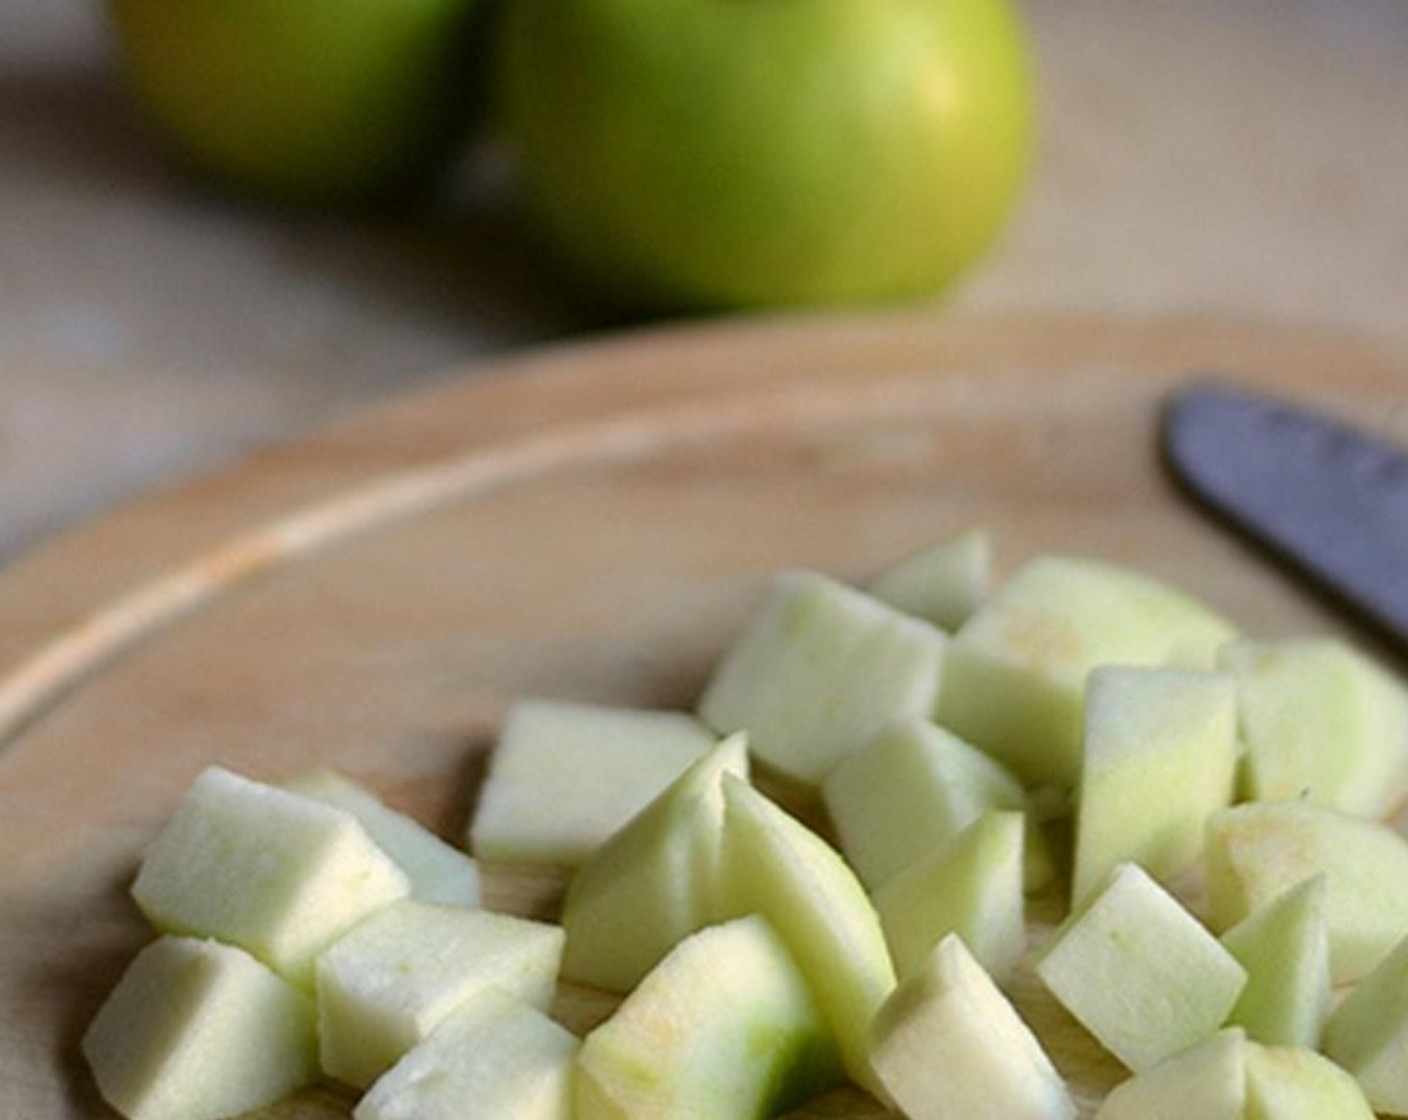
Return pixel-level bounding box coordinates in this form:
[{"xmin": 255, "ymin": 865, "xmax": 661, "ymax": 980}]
[{"xmin": 1161, "ymin": 379, "xmax": 1408, "ymax": 651}]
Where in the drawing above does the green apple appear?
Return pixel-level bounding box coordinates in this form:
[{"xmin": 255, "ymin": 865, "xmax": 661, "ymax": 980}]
[
  {"xmin": 698, "ymin": 571, "xmax": 947, "ymax": 787},
  {"xmin": 718, "ymin": 775, "xmax": 897, "ymax": 1098},
  {"xmin": 470, "ymin": 700, "xmax": 715, "ymax": 867},
  {"xmin": 1094, "ymin": 1029, "xmax": 1246, "ymax": 1120},
  {"xmin": 355, "ymin": 988, "xmax": 577, "ymax": 1120},
  {"xmin": 1218, "ymin": 638, "xmax": 1408, "ymax": 818},
  {"xmin": 1205, "ymin": 800, "xmax": 1408, "ymax": 983},
  {"xmin": 868, "ymin": 934, "xmax": 1075, "ymax": 1120},
  {"xmin": 107, "ymin": 0, "xmax": 486, "ymax": 202},
  {"xmin": 560, "ymin": 735, "xmax": 747, "ymax": 992},
  {"xmin": 496, "ymin": 0, "xmax": 1033, "ymax": 311},
  {"xmin": 870, "ymin": 528, "xmax": 993, "ymax": 632},
  {"xmin": 1034, "ymin": 862, "xmax": 1246, "ymax": 1071},
  {"xmin": 1071, "ymin": 666, "xmax": 1237, "ymax": 906},
  {"xmin": 576, "ymin": 915, "xmax": 841, "ymax": 1120},
  {"xmin": 936, "ymin": 556, "xmax": 1236, "ymax": 789},
  {"xmin": 1322, "ymin": 930, "xmax": 1408, "ymax": 1116},
  {"xmin": 871, "ymin": 810, "xmax": 1025, "ymax": 983},
  {"xmin": 1243, "ymin": 1043, "xmax": 1374, "ymax": 1120},
  {"xmin": 1220, "ymin": 876, "xmax": 1330, "ymax": 1049},
  {"xmin": 131, "ymin": 766, "xmax": 409, "ymax": 986},
  {"xmin": 284, "ymin": 769, "xmax": 480, "ymax": 907},
  {"xmin": 83, "ymin": 936, "xmax": 317, "ymax": 1120},
  {"xmin": 315, "ymin": 899, "xmax": 564, "ymax": 1089}
]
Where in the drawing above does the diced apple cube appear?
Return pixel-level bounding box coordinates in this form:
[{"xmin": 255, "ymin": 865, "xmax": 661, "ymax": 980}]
[
  {"xmin": 355, "ymin": 989, "xmax": 576, "ymax": 1120},
  {"xmin": 284, "ymin": 769, "xmax": 480, "ymax": 906},
  {"xmin": 316, "ymin": 899, "xmax": 565, "ymax": 1089},
  {"xmin": 869, "ymin": 934, "xmax": 1075, "ymax": 1120},
  {"xmin": 131, "ymin": 767, "xmax": 409, "ymax": 985},
  {"xmin": 1071, "ymin": 666, "xmax": 1237, "ymax": 905},
  {"xmin": 1035, "ymin": 862, "xmax": 1246, "ymax": 1071},
  {"xmin": 576, "ymin": 915, "xmax": 841, "ymax": 1120},
  {"xmin": 869, "ymin": 527, "xmax": 992, "ymax": 631},
  {"xmin": 1244, "ymin": 1042, "xmax": 1374, "ymax": 1120},
  {"xmin": 1219, "ymin": 638, "xmax": 1408, "ymax": 818},
  {"xmin": 823, "ymin": 718, "xmax": 1025, "ymax": 891},
  {"xmin": 1220, "ymin": 876, "xmax": 1330, "ymax": 1048},
  {"xmin": 1205, "ymin": 799, "xmax": 1408, "ymax": 982},
  {"xmin": 560, "ymin": 735, "xmax": 746, "ymax": 992},
  {"xmin": 470, "ymin": 700, "xmax": 715, "ymax": 867},
  {"xmin": 1322, "ymin": 930, "xmax": 1408, "ymax": 1116},
  {"xmin": 718, "ymin": 775, "xmax": 897, "ymax": 1097},
  {"xmin": 1094, "ymin": 1029, "xmax": 1246, "ymax": 1120},
  {"xmin": 936, "ymin": 556, "xmax": 1236, "ymax": 788},
  {"xmin": 698, "ymin": 571, "xmax": 947, "ymax": 785},
  {"xmin": 872, "ymin": 810, "xmax": 1025, "ymax": 983},
  {"xmin": 82, "ymin": 936, "xmax": 317, "ymax": 1120}
]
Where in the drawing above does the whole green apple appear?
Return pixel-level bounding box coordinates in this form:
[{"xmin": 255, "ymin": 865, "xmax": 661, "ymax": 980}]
[
  {"xmin": 497, "ymin": 0, "xmax": 1034, "ymax": 310},
  {"xmin": 107, "ymin": 0, "xmax": 487, "ymax": 203}
]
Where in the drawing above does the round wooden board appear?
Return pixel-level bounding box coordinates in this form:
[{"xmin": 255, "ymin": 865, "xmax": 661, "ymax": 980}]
[{"xmin": 3, "ymin": 311, "xmax": 1407, "ymax": 1119}]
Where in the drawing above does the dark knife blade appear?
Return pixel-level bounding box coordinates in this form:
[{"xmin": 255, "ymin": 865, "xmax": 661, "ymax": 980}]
[{"xmin": 1162, "ymin": 379, "xmax": 1408, "ymax": 649}]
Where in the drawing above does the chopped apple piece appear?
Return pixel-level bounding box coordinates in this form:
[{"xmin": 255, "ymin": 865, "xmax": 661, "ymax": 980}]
[
  {"xmin": 936, "ymin": 556, "xmax": 1236, "ymax": 788},
  {"xmin": 576, "ymin": 915, "xmax": 840, "ymax": 1120},
  {"xmin": 1220, "ymin": 876, "xmax": 1330, "ymax": 1048},
  {"xmin": 1244, "ymin": 1043, "xmax": 1374, "ymax": 1120},
  {"xmin": 1071, "ymin": 666, "xmax": 1237, "ymax": 905},
  {"xmin": 469, "ymin": 700, "xmax": 715, "ymax": 866},
  {"xmin": 718, "ymin": 775, "xmax": 897, "ymax": 1097},
  {"xmin": 1219, "ymin": 638, "xmax": 1408, "ymax": 818},
  {"xmin": 869, "ymin": 934, "xmax": 1075, "ymax": 1120},
  {"xmin": 869, "ymin": 527, "xmax": 992, "ymax": 631},
  {"xmin": 823, "ymin": 718, "xmax": 1025, "ymax": 891},
  {"xmin": 698, "ymin": 570, "xmax": 947, "ymax": 785},
  {"xmin": 1094, "ymin": 1028, "xmax": 1246, "ymax": 1120},
  {"xmin": 560, "ymin": 735, "xmax": 746, "ymax": 992},
  {"xmin": 316, "ymin": 899, "xmax": 565, "ymax": 1089},
  {"xmin": 1035, "ymin": 862, "xmax": 1246, "ymax": 1070},
  {"xmin": 1322, "ymin": 930, "xmax": 1408, "ymax": 1116},
  {"xmin": 283, "ymin": 769, "xmax": 480, "ymax": 906},
  {"xmin": 82, "ymin": 936, "xmax": 317, "ymax": 1120},
  {"xmin": 872, "ymin": 810, "xmax": 1025, "ymax": 983},
  {"xmin": 355, "ymin": 988, "xmax": 576, "ymax": 1120},
  {"xmin": 1205, "ymin": 800, "xmax": 1408, "ymax": 982},
  {"xmin": 131, "ymin": 766, "xmax": 409, "ymax": 985}
]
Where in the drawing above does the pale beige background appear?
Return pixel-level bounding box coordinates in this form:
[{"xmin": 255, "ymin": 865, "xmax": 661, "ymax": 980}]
[{"xmin": 2, "ymin": 0, "xmax": 1406, "ymax": 558}]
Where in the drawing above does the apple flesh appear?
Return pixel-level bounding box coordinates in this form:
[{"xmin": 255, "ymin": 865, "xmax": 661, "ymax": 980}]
[
  {"xmin": 1035, "ymin": 862, "xmax": 1246, "ymax": 1071},
  {"xmin": 697, "ymin": 571, "xmax": 946, "ymax": 786},
  {"xmin": 869, "ymin": 528, "xmax": 992, "ymax": 632},
  {"xmin": 1071, "ymin": 666, "xmax": 1237, "ymax": 906},
  {"xmin": 1220, "ymin": 876, "xmax": 1330, "ymax": 1048},
  {"xmin": 131, "ymin": 766, "xmax": 409, "ymax": 985},
  {"xmin": 469, "ymin": 700, "xmax": 715, "ymax": 867},
  {"xmin": 1322, "ymin": 930, "xmax": 1408, "ymax": 1115},
  {"xmin": 82, "ymin": 936, "xmax": 317, "ymax": 1120},
  {"xmin": 575, "ymin": 914, "xmax": 840, "ymax": 1120},
  {"xmin": 560, "ymin": 735, "xmax": 747, "ymax": 992},
  {"xmin": 284, "ymin": 769, "xmax": 480, "ymax": 907},
  {"xmin": 1205, "ymin": 799, "xmax": 1408, "ymax": 982},
  {"xmin": 936, "ymin": 556, "xmax": 1236, "ymax": 789},
  {"xmin": 869, "ymin": 934, "xmax": 1075, "ymax": 1120},
  {"xmin": 355, "ymin": 988, "xmax": 576, "ymax": 1120},
  {"xmin": 872, "ymin": 810, "xmax": 1025, "ymax": 983},
  {"xmin": 1219, "ymin": 638, "xmax": 1408, "ymax": 818},
  {"xmin": 315, "ymin": 899, "xmax": 565, "ymax": 1089},
  {"xmin": 1244, "ymin": 1043, "xmax": 1374, "ymax": 1120},
  {"xmin": 1094, "ymin": 1028, "xmax": 1246, "ymax": 1120}
]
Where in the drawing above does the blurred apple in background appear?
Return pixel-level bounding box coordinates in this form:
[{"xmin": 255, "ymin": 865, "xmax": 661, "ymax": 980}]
[
  {"xmin": 496, "ymin": 0, "xmax": 1034, "ymax": 311},
  {"xmin": 106, "ymin": 0, "xmax": 488, "ymax": 203}
]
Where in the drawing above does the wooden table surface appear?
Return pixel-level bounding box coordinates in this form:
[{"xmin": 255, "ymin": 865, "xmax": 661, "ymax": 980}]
[{"xmin": 2, "ymin": 0, "xmax": 1407, "ymax": 560}]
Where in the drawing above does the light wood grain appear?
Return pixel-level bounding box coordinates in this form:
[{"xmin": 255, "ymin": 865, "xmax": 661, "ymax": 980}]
[{"xmin": 2, "ymin": 312, "xmax": 1407, "ymax": 1119}]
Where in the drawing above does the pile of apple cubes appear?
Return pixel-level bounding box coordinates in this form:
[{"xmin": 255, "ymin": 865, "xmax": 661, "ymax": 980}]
[{"xmin": 84, "ymin": 528, "xmax": 1408, "ymax": 1120}]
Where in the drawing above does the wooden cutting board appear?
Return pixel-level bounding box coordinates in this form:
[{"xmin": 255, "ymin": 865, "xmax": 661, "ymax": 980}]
[{"xmin": 3, "ymin": 311, "xmax": 1407, "ymax": 1120}]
